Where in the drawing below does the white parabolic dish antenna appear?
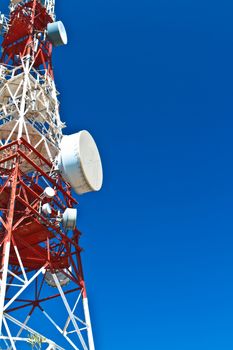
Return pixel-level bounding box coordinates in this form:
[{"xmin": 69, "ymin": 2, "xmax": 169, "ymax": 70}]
[
  {"xmin": 47, "ymin": 21, "xmax": 68, "ymax": 47},
  {"xmin": 58, "ymin": 130, "xmax": 103, "ymax": 194}
]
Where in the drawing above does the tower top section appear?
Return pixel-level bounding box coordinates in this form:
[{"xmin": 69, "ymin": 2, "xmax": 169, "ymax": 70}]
[
  {"xmin": 9, "ymin": 0, "xmax": 55, "ymax": 19},
  {"xmin": 0, "ymin": 0, "xmax": 67, "ymax": 162},
  {"xmin": 1, "ymin": 0, "xmax": 67, "ymax": 75}
]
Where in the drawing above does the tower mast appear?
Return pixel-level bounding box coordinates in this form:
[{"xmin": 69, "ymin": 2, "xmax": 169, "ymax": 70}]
[{"xmin": 0, "ymin": 1, "xmax": 103, "ymax": 349}]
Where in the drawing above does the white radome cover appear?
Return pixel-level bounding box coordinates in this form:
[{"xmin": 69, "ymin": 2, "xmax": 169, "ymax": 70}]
[{"xmin": 58, "ymin": 130, "xmax": 103, "ymax": 194}]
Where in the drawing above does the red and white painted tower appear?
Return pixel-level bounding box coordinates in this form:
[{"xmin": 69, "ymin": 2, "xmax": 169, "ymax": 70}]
[{"xmin": 0, "ymin": 1, "xmax": 103, "ymax": 349}]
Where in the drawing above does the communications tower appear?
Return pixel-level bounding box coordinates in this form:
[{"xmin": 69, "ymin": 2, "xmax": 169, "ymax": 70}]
[{"xmin": 0, "ymin": 1, "xmax": 103, "ymax": 349}]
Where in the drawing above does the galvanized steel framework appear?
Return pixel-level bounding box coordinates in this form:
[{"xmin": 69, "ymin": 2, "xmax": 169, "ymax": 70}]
[{"xmin": 0, "ymin": 1, "xmax": 95, "ymax": 349}]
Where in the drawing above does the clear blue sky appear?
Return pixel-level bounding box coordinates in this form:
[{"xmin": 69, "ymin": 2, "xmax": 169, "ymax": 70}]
[
  {"xmin": 2, "ymin": 0, "xmax": 233, "ymax": 349},
  {"xmin": 58, "ymin": 1, "xmax": 233, "ymax": 348},
  {"xmin": 52, "ymin": 1, "xmax": 233, "ymax": 349}
]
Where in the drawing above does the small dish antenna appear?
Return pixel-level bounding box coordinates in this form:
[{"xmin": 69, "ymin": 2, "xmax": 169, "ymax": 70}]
[
  {"xmin": 43, "ymin": 187, "xmax": 55, "ymax": 198},
  {"xmin": 62, "ymin": 208, "xmax": 77, "ymax": 230},
  {"xmin": 47, "ymin": 21, "xmax": 68, "ymax": 47}
]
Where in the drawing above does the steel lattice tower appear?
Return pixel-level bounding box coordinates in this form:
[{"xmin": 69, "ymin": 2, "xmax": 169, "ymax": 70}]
[{"xmin": 0, "ymin": 1, "xmax": 103, "ymax": 349}]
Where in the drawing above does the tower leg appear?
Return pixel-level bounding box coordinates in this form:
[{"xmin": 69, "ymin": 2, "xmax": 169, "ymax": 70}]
[
  {"xmin": 0, "ymin": 165, "xmax": 18, "ymax": 333},
  {"xmin": 0, "ymin": 240, "xmax": 11, "ymax": 333},
  {"xmin": 52, "ymin": 273, "xmax": 89, "ymax": 350},
  {"xmin": 83, "ymin": 296, "xmax": 95, "ymax": 350},
  {"xmin": 77, "ymin": 250, "xmax": 95, "ymax": 350}
]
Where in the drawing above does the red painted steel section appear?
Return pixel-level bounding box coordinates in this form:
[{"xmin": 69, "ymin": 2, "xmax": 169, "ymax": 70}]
[
  {"xmin": 1, "ymin": 1, "xmax": 54, "ymax": 74},
  {"xmin": 0, "ymin": 139, "xmax": 83, "ymax": 275},
  {"xmin": 0, "ymin": 138, "xmax": 88, "ymax": 316}
]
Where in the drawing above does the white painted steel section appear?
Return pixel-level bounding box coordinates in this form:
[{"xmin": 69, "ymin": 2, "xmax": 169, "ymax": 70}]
[
  {"xmin": 63, "ymin": 290, "xmax": 83, "ymax": 334},
  {"xmin": 4, "ymin": 313, "xmax": 64, "ymax": 350},
  {"xmin": 52, "ymin": 273, "xmax": 88, "ymax": 350},
  {"xmin": 83, "ymin": 297, "xmax": 95, "ymax": 350},
  {"xmin": 3, "ymin": 266, "xmax": 46, "ymax": 311},
  {"xmin": 0, "ymin": 59, "xmax": 64, "ymax": 166},
  {"xmin": 8, "ymin": 314, "xmax": 31, "ymax": 350},
  {"xmin": 2, "ymin": 317, "xmax": 17, "ymax": 350},
  {"xmin": 17, "ymin": 56, "xmax": 30, "ymax": 139},
  {"xmin": 7, "ymin": 269, "xmax": 25, "ymax": 283},
  {"xmin": 12, "ymin": 244, "xmax": 28, "ymax": 282},
  {"xmin": 42, "ymin": 309, "xmax": 80, "ymax": 350},
  {"xmin": 0, "ymin": 240, "xmax": 11, "ymax": 333}
]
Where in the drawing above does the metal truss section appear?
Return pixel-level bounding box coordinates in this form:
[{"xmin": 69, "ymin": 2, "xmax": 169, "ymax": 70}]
[
  {"xmin": 0, "ymin": 2, "xmax": 97, "ymax": 349},
  {"xmin": 0, "ymin": 269, "xmax": 93, "ymax": 350},
  {"xmin": 0, "ymin": 57, "xmax": 64, "ymax": 165},
  {"xmin": 9, "ymin": 1, "xmax": 55, "ymax": 19},
  {"xmin": 0, "ymin": 13, "xmax": 9, "ymax": 35},
  {"xmin": 42, "ymin": 0, "xmax": 56, "ymax": 19},
  {"xmin": 0, "ymin": 139, "xmax": 95, "ymax": 350}
]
